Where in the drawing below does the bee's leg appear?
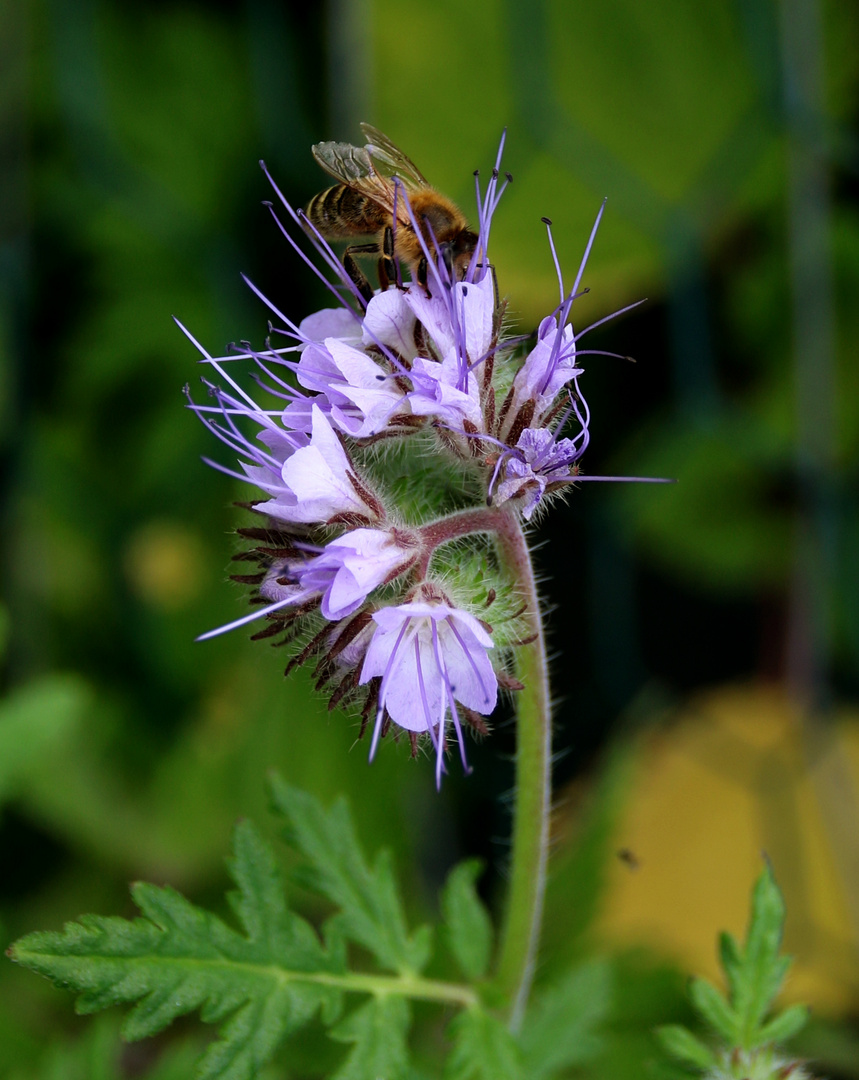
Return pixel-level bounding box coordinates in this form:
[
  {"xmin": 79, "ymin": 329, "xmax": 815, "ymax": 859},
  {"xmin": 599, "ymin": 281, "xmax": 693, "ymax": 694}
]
[
  {"xmin": 343, "ymin": 243, "xmax": 380, "ymax": 305},
  {"xmin": 376, "ymin": 257, "xmax": 390, "ymax": 293},
  {"xmin": 343, "ymin": 254, "xmax": 374, "ymax": 305},
  {"xmin": 416, "ymin": 256, "xmax": 431, "ymax": 298},
  {"xmin": 380, "ymin": 225, "xmax": 400, "ymax": 290}
]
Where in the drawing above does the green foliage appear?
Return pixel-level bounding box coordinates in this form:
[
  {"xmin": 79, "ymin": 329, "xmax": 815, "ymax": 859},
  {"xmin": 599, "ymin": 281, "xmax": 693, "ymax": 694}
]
[
  {"xmin": 10, "ymin": 779, "xmax": 615, "ymax": 1080},
  {"xmin": 0, "ymin": 674, "xmax": 91, "ymax": 806},
  {"xmin": 8, "ymin": 780, "xmax": 439, "ymax": 1079},
  {"xmin": 7, "ymin": 1017, "xmax": 207, "ymax": 1080},
  {"xmin": 9, "ymin": 781, "xmax": 443, "ymax": 1080},
  {"xmin": 444, "ymin": 1008, "xmax": 522, "ymax": 1080},
  {"xmin": 441, "ymin": 860, "xmax": 493, "ymax": 981},
  {"xmin": 11, "ymin": 818, "xmax": 342, "ymax": 1080},
  {"xmin": 268, "ymin": 777, "xmax": 432, "ymax": 976},
  {"xmin": 328, "ymin": 997, "xmax": 411, "ymax": 1080},
  {"xmin": 656, "ymin": 863, "xmax": 809, "ymax": 1074},
  {"xmin": 519, "ymin": 960, "xmax": 611, "ymax": 1077}
]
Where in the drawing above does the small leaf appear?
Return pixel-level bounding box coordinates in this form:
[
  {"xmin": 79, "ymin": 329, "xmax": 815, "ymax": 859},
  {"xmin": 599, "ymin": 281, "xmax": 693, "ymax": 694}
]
[
  {"xmin": 329, "ymin": 996, "xmax": 411, "ymax": 1080},
  {"xmin": 689, "ymin": 977, "xmax": 738, "ymax": 1043},
  {"xmin": 736, "ymin": 864, "xmax": 791, "ymax": 1037},
  {"xmin": 655, "ymin": 1024, "xmax": 717, "ymax": 1069},
  {"xmin": 269, "ymin": 775, "xmax": 432, "ymax": 974},
  {"xmin": 444, "ymin": 1008, "xmax": 523, "ymax": 1080},
  {"xmin": 756, "ymin": 1003, "xmax": 809, "ymax": 1045},
  {"xmin": 519, "ymin": 960, "xmax": 611, "ymax": 1078},
  {"xmin": 718, "ymin": 931, "xmax": 743, "ymax": 1002},
  {"xmin": 441, "ymin": 860, "xmax": 493, "ymax": 981}
]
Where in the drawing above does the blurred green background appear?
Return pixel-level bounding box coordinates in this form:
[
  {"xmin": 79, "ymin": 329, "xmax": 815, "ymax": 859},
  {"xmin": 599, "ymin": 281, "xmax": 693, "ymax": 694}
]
[{"xmin": 2, "ymin": 0, "xmax": 859, "ymax": 1076}]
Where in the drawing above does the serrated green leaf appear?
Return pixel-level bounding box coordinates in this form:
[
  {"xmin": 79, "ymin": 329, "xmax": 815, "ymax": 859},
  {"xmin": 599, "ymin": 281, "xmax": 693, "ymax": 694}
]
[
  {"xmin": 10, "ymin": 821, "xmax": 341, "ymax": 1080},
  {"xmin": 655, "ymin": 1025, "xmax": 718, "ymax": 1069},
  {"xmin": 689, "ymin": 977, "xmax": 738, "ymax": 1043},
  {"xmin": 756, "ymin": 1004, "xmax": 809, "ymax": 1045},
  {"xmin": 329, "ymin": 996, "xmax": 411, "ymax": 1080},
  {"xmin": 441, "ymin": 860, "xmax": 493, "ymax": 981},
  {"xmin": 519, "ymin": 960, "xmax": 611, "ymax": 1078},
  {"xmin": 269, "ymin": 775, "xmax": 432, "ymax": 974},
  {"xmin": 735, "ymin": 865, "xmax": 791, "ymax": 1040},
  {"xmin": 444, "ymin": 1008, "xmax": 523, "ymax": 1080}
]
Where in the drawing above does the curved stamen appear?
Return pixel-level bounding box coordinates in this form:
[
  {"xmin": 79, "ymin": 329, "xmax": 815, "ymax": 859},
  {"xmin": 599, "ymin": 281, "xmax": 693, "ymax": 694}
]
[{"xmin": 542, "ymin": 217, "xmax": 565, "ymax": 307}]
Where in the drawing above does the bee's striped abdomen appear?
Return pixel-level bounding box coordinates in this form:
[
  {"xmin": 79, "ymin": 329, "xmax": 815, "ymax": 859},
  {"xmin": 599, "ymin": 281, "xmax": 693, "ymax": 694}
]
[{"xmin": 305, "ymin": 185, "xmax": 390, "ymax": 239}]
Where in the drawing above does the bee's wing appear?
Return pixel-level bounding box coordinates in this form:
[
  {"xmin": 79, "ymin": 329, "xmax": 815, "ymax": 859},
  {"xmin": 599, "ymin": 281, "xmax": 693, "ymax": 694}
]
[
  {"xmin": 311, "ymin": 140, "xmax": 376, "ymax": 185},
  {"xmin": 359, "ymin": 124, "xmax": 429, "ymax": 188},
  {"xmin": 312, "ymin": 133, "xmax": 418, "ymax": 223}
]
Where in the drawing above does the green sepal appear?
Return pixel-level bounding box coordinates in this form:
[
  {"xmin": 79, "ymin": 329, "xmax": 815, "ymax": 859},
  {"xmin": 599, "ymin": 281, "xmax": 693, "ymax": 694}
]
[{"xmin": 441, "ymin": 859, "xmax": 493, "ymax": 981}]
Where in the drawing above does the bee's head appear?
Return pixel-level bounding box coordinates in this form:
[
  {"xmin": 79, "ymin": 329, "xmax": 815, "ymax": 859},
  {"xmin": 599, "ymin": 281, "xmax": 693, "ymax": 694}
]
[{"xmin": 448, "ymin": 229, "xmax": 479, "ymax": 280}]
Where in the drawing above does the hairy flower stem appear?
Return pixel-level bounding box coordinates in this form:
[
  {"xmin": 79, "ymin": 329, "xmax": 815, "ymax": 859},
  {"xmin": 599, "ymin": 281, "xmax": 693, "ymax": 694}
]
[
  {"xmin": 416, "ymin": 506, "xmax": 508, "ymax": 578},
  {"xmin": 492, "ymin": 510, "xmax": 551, "ymax": 1031}
]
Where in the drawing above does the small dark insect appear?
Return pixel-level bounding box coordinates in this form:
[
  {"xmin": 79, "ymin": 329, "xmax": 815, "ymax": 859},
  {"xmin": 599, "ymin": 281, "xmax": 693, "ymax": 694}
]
[{"xmin": 616, "ymin": 848, "xmax": 641, "ymax": 870}]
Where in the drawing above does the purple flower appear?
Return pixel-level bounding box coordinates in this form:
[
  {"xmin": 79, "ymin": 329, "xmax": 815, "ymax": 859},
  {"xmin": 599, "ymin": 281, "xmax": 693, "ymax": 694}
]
[
  {"xmin": 361, "ymin": 288, "xmax": 419, "ymax": 361},
  {"xmin": 249, "ymin": 404, "xmax": 382, "ymax": 525},
  {"xmin": 298, "ymin": 305, "xmax": 363, "ymax": 346},
  {"xmin": 359, "ymin": 597, "xmax": 498, "ymax": 786},
  {"xmin": 492, "ymin": 427, "xmax": 582, "ymax": 520},
  {"xmin": 499, "ymin": 317, "xmax": 583, "ymax": 441},
  {"xmin": 408, "ymin": 351, "xmax": 483, "ymax": 429},
  {"xmin": 284, "ymin": 338, "xmax": 409, "ymax": 438},
  {"xmin": 403, "ymin": 271, "xmax": 496, "ymax": 367},
  {"xmin": 298, "ymin": 528, "xmax": 418, "ymax": 620}
]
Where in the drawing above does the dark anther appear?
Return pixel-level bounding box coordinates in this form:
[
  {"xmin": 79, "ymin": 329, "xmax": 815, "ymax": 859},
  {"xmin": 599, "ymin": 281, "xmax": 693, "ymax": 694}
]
[
  {"xmin": 541, "ymin": 216, "xmax": 552, "ymax": 226},
  {"xmin": 461, "ymin": 285, "xmax": 468, "ymax": 295},
  {"xmin": 505, "ymin": 172, "xmax": 513, "ymax": 182},
  {"xmin": 473, "ymin": 168, "xmax": 480, "ymax": 177}
]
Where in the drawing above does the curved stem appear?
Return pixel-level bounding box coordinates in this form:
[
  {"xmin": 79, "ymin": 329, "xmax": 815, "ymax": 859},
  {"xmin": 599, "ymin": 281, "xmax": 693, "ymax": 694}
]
[
  {"xmin": 415, "ymin": 506, "xmax": 505, "ymax": 578},
  {"xmin": 492, "ymin": 510, "xmax": 552, "ymax": 1031}
]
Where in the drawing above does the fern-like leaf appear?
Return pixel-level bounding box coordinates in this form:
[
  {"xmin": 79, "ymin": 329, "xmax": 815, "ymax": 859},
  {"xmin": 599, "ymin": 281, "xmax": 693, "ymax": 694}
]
[
  {"xmin": 10, "ymin": 820, "xmax": 343, "ymax": 1080},
  {"xmin": 269, "ymin": 776, "xmax": 432, "ymax": 975}
]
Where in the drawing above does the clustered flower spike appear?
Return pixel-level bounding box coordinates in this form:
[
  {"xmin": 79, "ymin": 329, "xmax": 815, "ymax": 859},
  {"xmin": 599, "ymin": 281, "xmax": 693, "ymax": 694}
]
[{"xmin": 182, "ymin": 129, "xmax": 668, "ymax": 785}]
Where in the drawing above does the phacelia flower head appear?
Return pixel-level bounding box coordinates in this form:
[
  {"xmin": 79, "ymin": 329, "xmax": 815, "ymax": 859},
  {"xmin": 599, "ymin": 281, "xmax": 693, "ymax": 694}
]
[{"xmin": 182, "ymin": 125, "xmax": 668, "ymax": 780}]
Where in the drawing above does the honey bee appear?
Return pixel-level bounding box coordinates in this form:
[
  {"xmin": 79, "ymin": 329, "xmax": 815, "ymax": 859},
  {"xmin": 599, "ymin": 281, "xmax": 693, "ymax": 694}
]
[{"xmin": 305, "ymin": 123, "xmax": 478, "ymax": 300}]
